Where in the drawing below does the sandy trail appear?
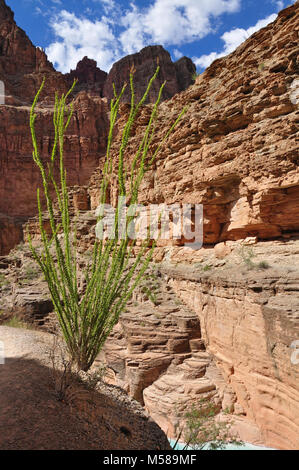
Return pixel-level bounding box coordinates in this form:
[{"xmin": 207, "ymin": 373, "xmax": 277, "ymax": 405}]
[
  {"xmin": 0, "ymin": 326, "xmax": 168, "ymax": 450},
  {"xmin": 0, "ymin": 326, "xmax": 107, "ymax": 449}
]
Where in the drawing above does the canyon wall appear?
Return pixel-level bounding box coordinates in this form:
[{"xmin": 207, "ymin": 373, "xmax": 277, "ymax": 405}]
[
  {"xmin": 164, "ymin": 243, "xmax": 299, "ymax": 450},
  {"xmin": 66, "ymin": 47, "xmax": 196, "ymax": 103},
  {"xmin": 0, "ymin": 92, "xmax": 109, "ymax": 255},
  {"xmin": 88, "ymin": 2, "xmax": 299, "ymax": 449},
  {"xmin": 99, "ymin": 3, "xmax": 299, "ymax": 245}
]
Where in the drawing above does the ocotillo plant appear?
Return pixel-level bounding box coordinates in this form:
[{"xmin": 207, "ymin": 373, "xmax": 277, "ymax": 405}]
[{"xmin": 28, "ymin": 67, "xmax": 186, "ymax": 371}]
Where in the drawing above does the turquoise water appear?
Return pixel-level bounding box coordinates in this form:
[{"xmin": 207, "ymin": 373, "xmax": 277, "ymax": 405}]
[{"xmin": 169, "ymin": 439, "xmax": 275, "ymax": 451}]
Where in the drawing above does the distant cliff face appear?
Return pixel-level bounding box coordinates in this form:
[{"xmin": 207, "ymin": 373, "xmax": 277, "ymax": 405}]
[
  {"xmin": 0, "ymin": 0, "xmax": 67, "ymax": 103},
  {"xmin": 65, "ymin": 47, "xmax": 196, "ymax": 103},
  {"xmin": 0, "ymin": 0, "xmax": 109, "ymax": 255},
  {"xmin": 103, "ymin": 45, "xmax": 196, "ymax": 103},
  {"xmin": 0, "ymin": 91, "xmax": 109, "ymax": 255}
]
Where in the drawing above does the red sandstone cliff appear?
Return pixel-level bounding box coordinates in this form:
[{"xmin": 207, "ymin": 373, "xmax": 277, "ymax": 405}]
[
  {"xmin": 97, "ymin": 3, "xmax": 299, "ymax": 245},
  {"xmin": 66, "ymin": 47, "xmax": 196, "ymax": 103},
  {"xmin": 0, "ymin": 92, "xmax": 108, "ymax": 216},
  {"xmin": 0, "ymin": 0, "xmax": 110, "ymax": 254},
  {"xmin": 0, "ymin": 92, "xmax": 109, "ymax": 254},
  {"xmin": 0, "ymin": 0, "xmax": 67, "ymax": 103}
]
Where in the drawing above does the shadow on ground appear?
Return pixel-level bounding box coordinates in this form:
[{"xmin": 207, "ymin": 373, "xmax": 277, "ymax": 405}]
[{"xmin": 0, "ymin": 353, "xmax": 169, "ymax": 450}]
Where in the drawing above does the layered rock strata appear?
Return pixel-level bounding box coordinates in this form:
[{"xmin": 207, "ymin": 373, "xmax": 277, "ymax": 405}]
[
  {"xmin": 96, "ymin": 3, "xmax": 299, "ymax": 245},
  {"xmin": 0, "ymin": 92, "xmax": 109, "ymax": 255}
]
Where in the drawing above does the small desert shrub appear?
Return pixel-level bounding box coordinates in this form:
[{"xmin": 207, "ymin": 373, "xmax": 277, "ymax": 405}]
[
  {"xmin": 48, "ymin": 336, "xmax": 107, "ymax": 416},
  {"xmin": 88, "ymin": 367, "xmax": 107, "ymax": 388},
  {"xmin": 258, "ymin": 260, "xmax": 270, "ymax": 270},
  {"xmin": 239, "ymin": 246, "xmax": 255, "ymax": 269},
  {"xmin": 203, "ymin": 264, "xmax": 212, "ymax": 272},
  {"xmin": 258, "ymin": 63, "xmax": 265, "ymax": 72},
  {"xmin": 139, "ymin": 270, "xmax": 161, "ymax": 305},
  {"xmin": 173, "ymin": 398, "xmax": 243, "ymax": 450},
  {"xmin": 239, "ymin": 246, "xmax": 270, "ymax": 271},
  {"xmin": 15, "ymin": 242, "xmax": 25, "ymax": 252},
  {"xmin": 48, "ymin": 335, "xmax": 75, "ymax": 402},
  {"xmin": 0, "ymin": 273, "xmax": 9, "ymax": 288},
  {"xmin": 24, "ymin": 265, "xmax": 40, "ymax": 279},
  {"xmin": 3, "ymin": 316, "xmax": 29, "ymax": 329}
]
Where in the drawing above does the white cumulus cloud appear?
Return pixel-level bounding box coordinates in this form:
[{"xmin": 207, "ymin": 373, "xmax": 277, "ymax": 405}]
[
  {"xmin": 46, "ymin": 10, "xmax": 121, "ymax": 73},
  {"xmin": 46, "ymin": 0, "xmax": 242, "ymax": 72},
  {"xmin": 272, "ymin": 0, "xmax": 284, "ymax": 11},
  {"xmin": 119, "ymin": 0, "xmax": 241, "ymax": 54},
  {"xmin": 193, "ymin": 13, "xmax": 278, "ymax": 69},
  {"xmin": 173, "ymin": 49, "xmax": 184, "ymax": 60}
]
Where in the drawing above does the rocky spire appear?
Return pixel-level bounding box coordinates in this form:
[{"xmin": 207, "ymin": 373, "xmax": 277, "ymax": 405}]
[
  {"xmin": 103, "ymin": 45, "xmax": 196, "ymax": 103},
  {"xmin": 65, "ymin": 56, "xmax": 108, "ymax": 96}
]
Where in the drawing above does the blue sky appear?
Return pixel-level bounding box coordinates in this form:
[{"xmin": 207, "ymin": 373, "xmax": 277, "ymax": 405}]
[{"xmin": 4, "ymin": 0, "xmax": 295, "ymax": 73}]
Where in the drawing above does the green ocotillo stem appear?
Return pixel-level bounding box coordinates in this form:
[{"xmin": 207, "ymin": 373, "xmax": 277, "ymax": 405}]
[{"xmin": 28, "ymin": 69, "xmax": 186, "ymax": 371}]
